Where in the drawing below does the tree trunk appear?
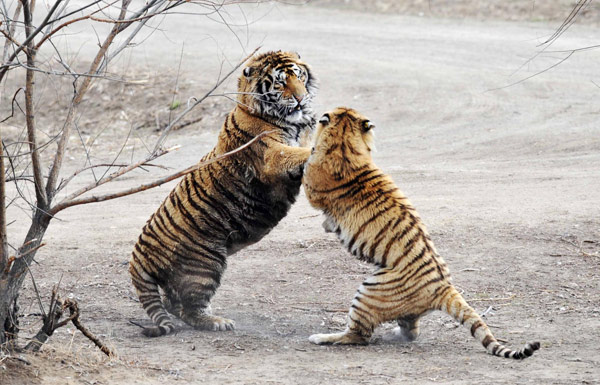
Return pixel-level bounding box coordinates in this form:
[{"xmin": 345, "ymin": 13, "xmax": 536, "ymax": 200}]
[{"xmin": 0, "ymin": 210, "xmax": 51, "ymax": 346}]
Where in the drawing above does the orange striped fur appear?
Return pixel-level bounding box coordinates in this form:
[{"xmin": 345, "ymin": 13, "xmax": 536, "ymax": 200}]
[
  {"xmin": 302, "ymin": 107, "xmax": 539, "ymax": 359},
  {"xmin": 129, "ymin": 51, "xmax": 317, "ymax": 337}
]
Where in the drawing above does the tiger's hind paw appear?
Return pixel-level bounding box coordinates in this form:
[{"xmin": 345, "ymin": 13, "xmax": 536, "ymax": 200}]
[
  {"xmin": 190, "ymin": 315, "xmax": 235, "ymax": 332},
  {"xmin": 209, "ymin": 316, "xmax": 235, "ymax": 331},
  {"xmin": 385, "ymin": 326, "xmax": 419, "ymax": 343},
  {"xmin": 140, "ymin": 323, "xmax": 175, "ymax": 337},
  {"xmin": 309, "ymin": 331, "xmax": 369, "ymax": 345}
]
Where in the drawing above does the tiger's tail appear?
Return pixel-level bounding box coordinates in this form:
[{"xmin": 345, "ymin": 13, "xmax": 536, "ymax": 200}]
[
  {"xmin": 129, "ymin": 256, "xmax": 175, "ymax": 337},
  {"xmin": 437, "ymin": 286, "xmax": 540, "ymax": 359}
]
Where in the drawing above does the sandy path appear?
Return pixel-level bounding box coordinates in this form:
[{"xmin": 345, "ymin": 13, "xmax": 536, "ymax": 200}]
[{"xmin": 7, "ymin": 3, "xmax": 600, "ymax": 384}]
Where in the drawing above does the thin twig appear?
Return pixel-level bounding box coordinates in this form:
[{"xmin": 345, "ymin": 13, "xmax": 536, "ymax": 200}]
[
  {"xmin": 22, "ymin": 0, "xmax": 48, "ymax": 209},
  {"xmin": 152, "ymin": 46, "xmax": 260, "ymax": 153},
  {"xmin": 3, "ymin": 242, "xmax": 46, "ymax": 275},
  {"xmin": 0, "ymin": 87, "xmax": 25, "ymax": 124},
  {"xmin": 0, "ymin": 135, "xmax": 7, "ymax": 272},
  {"xmin": 50, "ymin": 130, "xmax": 274, "ymax": 214},
  {"xmin": 539, "ymin": 0, "xmax": 590, "ymax": 47},
  {"xmin": 33, "ymin": 0, "xmax": 120, "ymax": 50},
  {"xmin": 488, "ymin": 51, "xmax": 574, "ymax": 92},
  {"xmin": 64, "ymin": 299, "xmax": 115, "ymax": 357},
  {"xmin": 50, "ymin": 147, "xmax": 175, "ymax": 214},
  {"xmin": 0, "ymin": 0, "xmax": 64, "ymax": 82},
  {"xmin": 45, "ymin": 0, "xmax": 134, "ymax": 202},
  {"xmin": 1, "ymin": 1, "xmax": 22, "ymax": 63}
]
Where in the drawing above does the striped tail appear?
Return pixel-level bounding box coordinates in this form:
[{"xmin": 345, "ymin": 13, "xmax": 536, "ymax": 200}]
[
  {"xmin": 129, "ymin": 258, "xmax": 175, "ymax": 337},
  {"xmin": 438, "ymin": 286, "xmax": 540, "ymax": 359}
]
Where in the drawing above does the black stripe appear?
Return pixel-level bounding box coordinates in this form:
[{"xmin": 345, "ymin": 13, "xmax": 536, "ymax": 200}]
[
  {"xmin": 347, "ymin": 208, "xmax": 389, "ymax": 252},
  {"xmin": 482, "ymin": 335, "xmax": 494, "ymax": 348},
  {"xmin": 136, "ymin": 238, "xmax": 168, "ymax": 272},
  {"xmin": 366, "ymin": 218, "xmax": 395, "ymax": 260},
  {"xmin": 191, "ymin": 173, "xmax": 244, "ymax": 233},
  {"xmin": 183, "ymin": 177, "xmax": 229, "ymax": 233},
  {"xmin": 171, "ymin": 191, "xmax": 219, "ymax": 241},
  {"xmin": 349, "ymin": 315, "xmax": 370, "ymax": 335},
  {"xmin": 230, "ymin": 113, "xmax": 257, "ymax": 142},
  {"xmin": 470, "ymin": 320, "xmax": 484, "ymax": 337},
  {"xmin": 153, "ymin": 209, "xmax": 224, "ymax": 266},
  {"xmin": 314, "ymin": 169, "xmax": 378, "ymax": 193},
  {"xmin": 336, "ymin": 173, "xmax": 386, "ymax": 200}
]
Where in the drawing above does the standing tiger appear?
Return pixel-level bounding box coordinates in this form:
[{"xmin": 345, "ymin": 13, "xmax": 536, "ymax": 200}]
[
  {"xmin": 302, "ymin": 107, "xmax": 540, "ymax": 359},
  {"xmin": 129, "ymin": 51, "xmax": 317, "ymax": 337}
]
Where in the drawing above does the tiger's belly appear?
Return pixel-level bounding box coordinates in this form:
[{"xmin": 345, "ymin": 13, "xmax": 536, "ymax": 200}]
[{"xmin": 224, "ymin": 174, "xmax": 302, "ymax": 255}]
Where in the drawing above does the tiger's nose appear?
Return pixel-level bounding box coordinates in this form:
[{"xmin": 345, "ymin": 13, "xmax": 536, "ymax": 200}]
[{"xmin": 294, "ymin": 94, "xmax": 304, "ymax": 103}]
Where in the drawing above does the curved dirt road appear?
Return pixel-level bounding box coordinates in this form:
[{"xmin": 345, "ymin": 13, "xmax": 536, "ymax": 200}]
[{"xmin": 10, "ymin": 3, "xmax": 600, "ymax": 384}]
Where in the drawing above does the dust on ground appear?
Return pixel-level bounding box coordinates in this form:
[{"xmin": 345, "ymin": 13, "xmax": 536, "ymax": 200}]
[{"xmin": 2, "ymin": 1, "xmax": 600, "ymax": 384}]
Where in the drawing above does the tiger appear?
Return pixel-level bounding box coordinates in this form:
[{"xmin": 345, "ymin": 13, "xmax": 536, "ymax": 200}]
[
  {"xmin": 129, "ymin": 51, "xmax": 317, "ymax": 337},
  {"xmin": 302, "ymin": 107, "xmax": 540, "ymax": 359}
]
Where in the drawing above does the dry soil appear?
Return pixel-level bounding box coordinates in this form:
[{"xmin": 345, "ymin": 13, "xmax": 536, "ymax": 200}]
[{"xmin": 1, "ymin": 2, "xmax": 599, "ymax": 384}]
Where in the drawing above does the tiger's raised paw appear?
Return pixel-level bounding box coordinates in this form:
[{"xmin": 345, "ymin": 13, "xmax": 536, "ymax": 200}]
[{"xmin": 309, "ymin": 331, "xmax": 369, "ymax": 345}]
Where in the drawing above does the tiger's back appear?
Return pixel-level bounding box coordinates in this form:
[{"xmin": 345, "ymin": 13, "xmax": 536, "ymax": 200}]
[{"xmin": 303, "ymin": 107, "xmax": 539, "ymax": 359}]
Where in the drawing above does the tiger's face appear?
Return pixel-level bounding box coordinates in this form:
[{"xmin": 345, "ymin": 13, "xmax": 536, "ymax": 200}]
[
  {"xmin": 238, "ymin": 51, "xmax": 317, "ymax": 127},
  {"xmin": 313, "ymin": 107, "xmax": 375, "ymax": 157}
]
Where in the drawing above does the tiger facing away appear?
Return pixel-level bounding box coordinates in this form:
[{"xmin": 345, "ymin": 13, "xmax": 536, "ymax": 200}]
[
  {"xmin": 302, "ymin": 107, "xmax": 540, "ymax": 359},
  {"xmin": 129, "ymin": 51, "xmax": 317, "ymax": 337}
]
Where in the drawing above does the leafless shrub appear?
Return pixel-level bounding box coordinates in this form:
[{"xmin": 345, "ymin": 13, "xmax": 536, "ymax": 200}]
[{"xmin": 0, "ymin": 0, "xmax": 270, "ymax": 353}]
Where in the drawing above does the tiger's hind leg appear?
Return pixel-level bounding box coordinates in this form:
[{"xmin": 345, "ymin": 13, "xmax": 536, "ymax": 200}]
[
  {"xmin": 162, "ymin": 285, "xmax": 183, "ymax": 316},
  {"xmin": 179, "ymin": 295, "xmax": 235, "ymax": 331},
  {"xmin": 176, "ymin": 269, "xmax": 235, "ymax": 332},
  {"xmin": 309, "ymin": 269, "xmax": 394, "ymax": 345},
  {"xmin": 393, "ymin": 316, "xmax": 421, "ymax": 343},
  {"xmin": 309, "ymin": 268, "xmax": 428, "ymax": 345},
  {"xmin": 321, "ymin": 215, "xmax": 338, "ymax": 233},
  {"xmin": 129, "ymin": 261, "xmax": 175, "ymax": 337}
]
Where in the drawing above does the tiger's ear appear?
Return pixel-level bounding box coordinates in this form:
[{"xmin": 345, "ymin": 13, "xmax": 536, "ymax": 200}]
[
  {"xmin": 318, "ymin": 113, "xmax": 330, "ymax": 125},
  {"xmin": 243, "ymin": 67, "xmax": 254, "ymax": 77},
  {"xmin": 362, "ymin": 120, "xmax": 375, "ymax": 132}
]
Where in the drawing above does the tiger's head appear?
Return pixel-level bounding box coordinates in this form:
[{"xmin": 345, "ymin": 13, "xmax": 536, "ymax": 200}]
[
  {"xmin": 313, "ymin": 107, "xmax": 375, "ymax": 160},
  {"xmin": 303, "ymin": 107, "xmax": 375, "ymax": 206},
  {"xmin": 238, "ymin": 51, "xmax": 317, "ymax": 136}
]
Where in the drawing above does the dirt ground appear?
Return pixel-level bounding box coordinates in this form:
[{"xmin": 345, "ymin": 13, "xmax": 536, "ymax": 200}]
[{"xmin": 2, "ymin": 1, "xmax": 600, "ymax": 384}]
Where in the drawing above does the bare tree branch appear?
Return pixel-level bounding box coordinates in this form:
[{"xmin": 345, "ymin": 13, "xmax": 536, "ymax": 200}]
[
  {"xmin": 50, "ymin": 130, "xmax": 274, "ymax": 214},
  {"xmin": 49, "ymin": 146, "xmax": 175, "ymax": 215},
  {"xmin": 153, "ymin": 46, "xmax": 260, "ymax": 152},
  {"xmin": 0, "ymin": 131, "xmax": 8, "ymax": 272},
  {"xmin": 64, "ymin": 298, "xmax": 115, "ymax": 357},
  {"xmin": 33, "ymin": 0, "xmax": 120, "ymax": 51},
  {"xmin": 22, "ymin": 0, "xmax": 48, "ymax": 209},
  {"xmin": 539, "ymin": 0, "xmax": 592, "ymax": 47},
  {"xmin": 488, "ymin": 51, "xmax": 575, "ymax": 92},
  {"xmin": 1, "ymin": 1, "xmax": 22, "ymax": 64},
  {"xmin": 45, "ymin": 0, "xmax": 135, "ymax": 202},
  {"xmin": 0, "ymin": 0, "xmax": 266, "ymax": 349},
  {"xmin": 0, "ymin": 0, "xmax": 63, "ymax": 82}
]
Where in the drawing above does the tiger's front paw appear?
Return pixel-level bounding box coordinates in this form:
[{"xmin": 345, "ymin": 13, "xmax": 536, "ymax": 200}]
[
  {"xmin": 309, "ymin": 331, "xmax": 368, "ymax": 345},
  {"xmin": 287, "ymin": 165, "xmax": 304, "ymax": 181}
]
